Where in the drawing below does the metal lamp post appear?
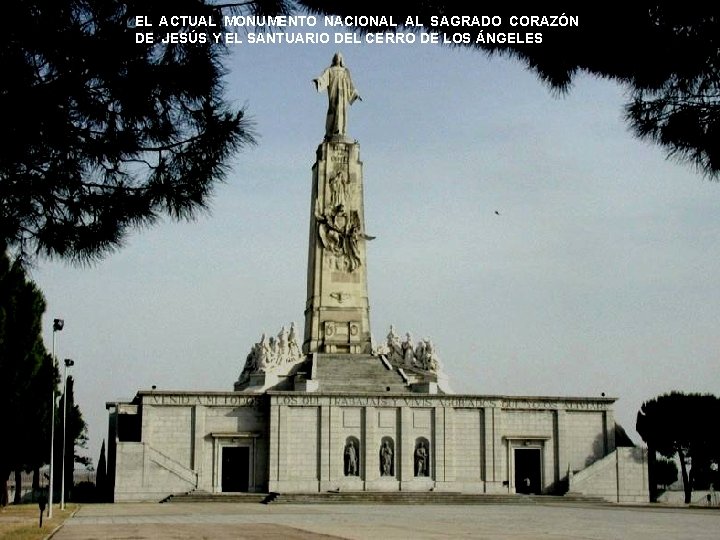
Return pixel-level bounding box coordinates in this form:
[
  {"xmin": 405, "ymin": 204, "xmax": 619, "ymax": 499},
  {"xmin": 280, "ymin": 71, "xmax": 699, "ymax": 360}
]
[
  {"xmin": 48, "ymin": 318, "xmax": 64, "ymax": 518},
  {"xmin": 60, "ymin": 358, "xmax": 74, "ymax": 510}
]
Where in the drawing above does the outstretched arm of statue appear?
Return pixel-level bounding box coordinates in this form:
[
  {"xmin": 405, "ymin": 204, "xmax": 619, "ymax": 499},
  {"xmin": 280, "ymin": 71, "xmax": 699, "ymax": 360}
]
[{"xmin": 313, "ymin": 69, "xmax": 329, "ymax": 93}]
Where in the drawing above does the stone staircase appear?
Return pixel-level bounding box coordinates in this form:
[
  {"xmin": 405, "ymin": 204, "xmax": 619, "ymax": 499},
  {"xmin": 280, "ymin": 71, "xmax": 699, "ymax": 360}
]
[
  {"xmin": 145, "ymin": 444, "xmax": 198, "ymax": 489},
  {"xmin": 311, "ymin": 354, "xmax": 410, "ymax": 393},
  {"xmin": 166, "ymin": 492, "xmax": 268, "ymax": 503},
  {"xmin": 263, "ymin": 491, "xmax": 609, "ymax": 505},
  {"xmin": 169, "ymin": 491, "xmax": 608, "ymax": 505}
]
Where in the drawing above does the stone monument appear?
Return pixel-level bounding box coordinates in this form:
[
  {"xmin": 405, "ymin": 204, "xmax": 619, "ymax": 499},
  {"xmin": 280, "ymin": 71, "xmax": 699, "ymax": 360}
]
[
  {"xmin": 304, "ymin": 53, "xmax": 372, "ymax": 355},
  {"xmin": 105, "ymin": 55, "xmax": 648, "ymax": 503}
]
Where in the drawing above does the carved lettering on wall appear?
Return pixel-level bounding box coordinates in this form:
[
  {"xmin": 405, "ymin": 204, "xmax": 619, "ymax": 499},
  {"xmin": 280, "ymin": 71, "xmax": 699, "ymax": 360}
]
[
  {"xmin": 147, "ymin": 394, "xmax": 261, "ymax": 407},
  {"xmin": 272, "ymin": 394, "xmax": 611, "ymax": 411}
]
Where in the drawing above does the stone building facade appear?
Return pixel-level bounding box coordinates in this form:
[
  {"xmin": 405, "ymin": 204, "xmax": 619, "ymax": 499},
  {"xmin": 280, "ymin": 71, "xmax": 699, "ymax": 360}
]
[{"xmin": 106, "ymin": 387, "xmax": 647, "ymax": 502}]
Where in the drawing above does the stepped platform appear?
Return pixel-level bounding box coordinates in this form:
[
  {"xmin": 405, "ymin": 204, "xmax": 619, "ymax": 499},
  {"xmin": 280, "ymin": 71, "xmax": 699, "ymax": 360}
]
[
  {"xmin": 310, "ymin": 354, "xmax": 410, "ymax": 393},
  {"xmin": 165, "ymin": 492, "xmax": 268, "ymax": 503},
  {"xmin": 169, "ymin": 491, "xmax": 608, "ymax": 505}
]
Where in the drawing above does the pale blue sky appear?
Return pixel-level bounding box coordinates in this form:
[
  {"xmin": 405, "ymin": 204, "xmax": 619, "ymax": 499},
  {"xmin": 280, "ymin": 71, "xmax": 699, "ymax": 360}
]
[{"xmin": 32, "ymin": 35, "xmax": 720, "ymax": 465}]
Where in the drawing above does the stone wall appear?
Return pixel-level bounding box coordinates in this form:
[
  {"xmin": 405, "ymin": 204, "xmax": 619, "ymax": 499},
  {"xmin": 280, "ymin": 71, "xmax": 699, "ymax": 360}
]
[
  {"xmin": 569, "ymin": 447, "xmax": 649, "ymax": 503},
  {"xmin": 269, "ymin": 393, "xmax": 618, "ymax": 495},
  {"xmin": 453, "ymin": 409, "xmax": 483, "ymax": 491},
  {"xmin": 108, "ymin": 392, "xmax": 269, "ymax": 501},
  {"xmin": 108, "ymin": 391, "xmax": 647, "ymax": 502},
  {"xmin": 143, "ymin": 406, "xmax": 193, "ymax": 468},
  {"xmin": 565, "ymin": 411, "xmax": 606, "ymax": 471},
  {"xmin": 286, "ymin": 407, "xmax": 319, "ymax": 483}
]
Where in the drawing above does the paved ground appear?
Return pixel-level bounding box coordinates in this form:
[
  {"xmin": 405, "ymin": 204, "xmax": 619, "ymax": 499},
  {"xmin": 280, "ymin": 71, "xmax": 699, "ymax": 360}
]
[{"xmin": 51, "ymin": 502, "xmax": 720, "ymax": 539}]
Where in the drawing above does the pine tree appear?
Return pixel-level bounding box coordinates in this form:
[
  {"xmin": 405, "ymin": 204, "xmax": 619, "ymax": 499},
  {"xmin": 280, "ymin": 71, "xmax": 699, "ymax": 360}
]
[
  {"xmin": 1, "ymin": 0, "xmax": 255, "ymax": 263},
  {"xmin": 0, "ymin": 250, "xmax": 56, "ymax": 505},
  {"xmin": 637, "ymin": 392, "xmax": 720, "ymax": 503}
]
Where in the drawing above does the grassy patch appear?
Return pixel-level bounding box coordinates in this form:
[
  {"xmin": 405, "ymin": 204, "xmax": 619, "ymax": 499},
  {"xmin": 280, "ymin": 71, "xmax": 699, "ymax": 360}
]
[{"xmin": 0, "ymin": 503, "xmax": 77, "ymax": 540}]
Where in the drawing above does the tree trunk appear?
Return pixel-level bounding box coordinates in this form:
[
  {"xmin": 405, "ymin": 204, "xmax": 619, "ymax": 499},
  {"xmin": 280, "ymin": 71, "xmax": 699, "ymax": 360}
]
[
  {"xmin": 647, "ymin": 448, "xmax": 657, "ymax": 502},
  {"xmin": 65, "ymin": 453, "xmax": 73, "ymax": 503},
  {"xmin": 0, "ymin": 468, "xmax": 9, "ymax": 507},
  {"xmin": 678, "ymin": 449, "xmax": 692, "ymax": 504},
  {"xmin": 13, "ymin": 469, "xmax": 22, "ymax": 504},
  {"xmin": 32, "ymin": 467, "xmax": 40, "ymax": 502}
]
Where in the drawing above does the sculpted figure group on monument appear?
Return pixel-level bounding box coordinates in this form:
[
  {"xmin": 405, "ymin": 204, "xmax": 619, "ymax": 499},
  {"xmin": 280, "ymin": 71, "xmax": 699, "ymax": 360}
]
[
  {"xmin": 239, "ymin": 323, "xmax": 303, "ymax": 378},
  {"xmin": 378, "ymin": 325, "xmax": 443, "ymax": 373}
]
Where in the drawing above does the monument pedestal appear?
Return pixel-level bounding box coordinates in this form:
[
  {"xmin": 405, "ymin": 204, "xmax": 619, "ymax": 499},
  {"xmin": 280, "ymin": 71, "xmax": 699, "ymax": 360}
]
[{"xmin": 303, "ymin": 140, "xmax": 372, "ymax": 355}]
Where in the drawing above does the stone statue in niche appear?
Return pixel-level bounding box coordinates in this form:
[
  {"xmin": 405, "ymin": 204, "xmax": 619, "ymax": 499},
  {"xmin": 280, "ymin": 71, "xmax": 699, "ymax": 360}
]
[
  {"xmin": 380, "ymin": 441, "xmax": 394, "ymax": 477},
  {"xmin": 344, "ymin": 440, "xmax": 359, "ymax": 476},
  {"xmin": 314, "ymin": 52, "xmax": 361, "ymax": 139},
  {"xmin": 415, "ymin": 441, "xmax": 429, "ymax": 477}
]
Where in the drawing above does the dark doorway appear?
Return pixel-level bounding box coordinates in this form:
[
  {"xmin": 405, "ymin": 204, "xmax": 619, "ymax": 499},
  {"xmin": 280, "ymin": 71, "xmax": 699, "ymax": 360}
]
[
  {"xmin": 514, "ymin": 448, "xmax": 541, "ymax": 494},
  {"xmin": 222, "ymin": 446, "xmax": 249, "ymax": 492}
]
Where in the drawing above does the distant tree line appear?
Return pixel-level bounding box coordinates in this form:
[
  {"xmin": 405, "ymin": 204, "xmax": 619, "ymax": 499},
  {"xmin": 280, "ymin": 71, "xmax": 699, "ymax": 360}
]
[{"xmin": 0, "ymin": 248, "xmax": 88, "ymax": 505}]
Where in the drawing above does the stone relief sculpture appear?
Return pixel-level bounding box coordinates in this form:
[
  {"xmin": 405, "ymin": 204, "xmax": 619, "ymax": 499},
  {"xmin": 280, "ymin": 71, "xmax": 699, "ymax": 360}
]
[
  {"xmin": 238, "ymin": 323, "xmax": 304, "ymax": 381},
  {"xmin": 316, "ymin": 200, "xmax": 374, "ymax": 272},
  {"xmin": 344, "ymin": 439, "xmax": 359, "ymax": 476},
  {"xmin": 314, "ymin": 52, "xmax": 361, "ymax": 139},
  {"xmin": 329, "ymin": 170, "xmax": 350, "ymax": 208},
  {"xmin": 415, "ymin": 440, "xmax": 429, "ymax": 477},
  {"xmin": 376, "ymin": 326, "xmax": 444, "ymax": 375},
  {"xmin": 380, "ymin": 440, "xmax": 394, "ymax": 477}
]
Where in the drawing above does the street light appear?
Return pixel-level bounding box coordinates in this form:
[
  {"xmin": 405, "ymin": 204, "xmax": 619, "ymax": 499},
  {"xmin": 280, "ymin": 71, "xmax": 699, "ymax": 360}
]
[
  {"xmin": 60, "ymin": 357, "xmax": 74, "ymax": 510},
  {"xmin": 48, "ymin": 318, "xmax": 64, "ymax": 518}
]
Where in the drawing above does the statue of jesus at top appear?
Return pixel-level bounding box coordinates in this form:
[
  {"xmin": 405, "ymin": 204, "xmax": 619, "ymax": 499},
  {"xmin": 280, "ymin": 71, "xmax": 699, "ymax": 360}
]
[{"xmin": 314, "ymin": 53, "xmax": 361, "ymax": 139}]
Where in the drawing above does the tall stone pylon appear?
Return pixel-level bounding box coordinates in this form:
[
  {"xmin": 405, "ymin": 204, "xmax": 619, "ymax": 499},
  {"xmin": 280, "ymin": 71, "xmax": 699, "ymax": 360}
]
[{"xmin": 303, "ymin": 53, "xmax": 372, "ymax": 355}]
